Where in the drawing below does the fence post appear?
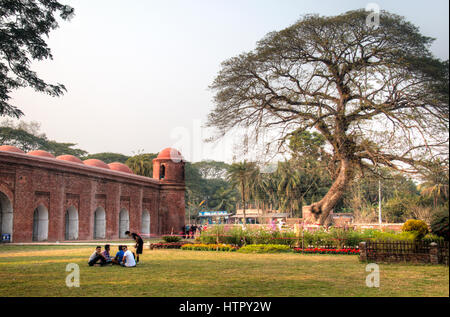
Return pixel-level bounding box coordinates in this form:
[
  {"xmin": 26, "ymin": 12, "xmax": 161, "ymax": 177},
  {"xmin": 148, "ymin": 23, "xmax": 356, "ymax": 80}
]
[
  {"xmin": 429, "ymin": 242, "xmax": 439, "ymax": 265},
  {"xmin": 359, "ymin": 242, "xmax": 367, "ymax": 262}
]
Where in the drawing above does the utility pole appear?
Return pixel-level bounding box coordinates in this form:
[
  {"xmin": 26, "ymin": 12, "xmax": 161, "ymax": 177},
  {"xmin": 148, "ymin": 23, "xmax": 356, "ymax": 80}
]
[{"xmin": 378, "ymin": 178, "xmax": 382, "ymax": 228}]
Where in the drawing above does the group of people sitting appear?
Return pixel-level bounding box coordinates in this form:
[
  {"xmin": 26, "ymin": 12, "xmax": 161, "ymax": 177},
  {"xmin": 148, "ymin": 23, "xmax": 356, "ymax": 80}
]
[
  {"xmin": 88, "ymin": 231, "xmax": 144, "ymax": 268},
  {"xmin": 88, "ymin": 244, "xmax": 136, "ymax": 267}
]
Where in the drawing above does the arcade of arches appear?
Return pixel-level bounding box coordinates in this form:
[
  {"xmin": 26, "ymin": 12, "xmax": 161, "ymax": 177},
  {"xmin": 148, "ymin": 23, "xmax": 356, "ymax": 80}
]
[{"xmin": 0, "ymin": 146, "xmax": 185, "ymax": 242}]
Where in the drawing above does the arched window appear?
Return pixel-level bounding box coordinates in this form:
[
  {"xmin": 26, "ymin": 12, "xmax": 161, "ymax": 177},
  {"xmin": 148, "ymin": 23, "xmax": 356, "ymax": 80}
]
[
  {"xmin": 141, "ymin": 210, "xmax": 150, "ymax": 236},
  {"xmin": 119, "ymin": 209, "xmax": 129, "ymax": 238},
  {"xmin": 0, "ymin": 191, "xmax": 13, "ymax": 241},
  {"xmin": 93, "ymin": 207, "xmax": 106, "ymax": 239},
  {"xmin": 159, "ymin": 164, "xmax": 166, "ymax": 180},
  {"xmin": 65, "ymin": 206, "xmax": 79, "ymax": 240},
  {"xmin": 32, "ymin": 205, "xmax": 49, "ymax": 241}
]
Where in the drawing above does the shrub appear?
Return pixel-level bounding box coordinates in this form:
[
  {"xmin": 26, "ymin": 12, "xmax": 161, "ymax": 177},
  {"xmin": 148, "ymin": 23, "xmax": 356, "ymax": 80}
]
[
  {"xmin": 149, "ymin": 242, "xmax": 189, "ymax": 249},
  {"xmin": 181, "ymin": 244, "xmax": 238, "ymax": 252},
  {"xmin": 237, "ymin": 244, "xmax": 291, "ymax": 254},
  {"xmin": 162, "ymin": 235, "xmax": 182, "ymax": 243},
  {"xmin": 402, "ymin": 219, "xmax": 429, "ymax": 239},
  {"xmin": 430, "ymin": 205, "xmax": 449, "ymax": 241},
  {"xmin": 422, "ymin": 233, "xmax": 444, "ymax": 243},
  {"xmin": 293, "ymin": 248, "xmax": 360, "ymax": 255},
  {"xmin": 372, "ymin": 230, "xmax": 417, "ymax": 242}
]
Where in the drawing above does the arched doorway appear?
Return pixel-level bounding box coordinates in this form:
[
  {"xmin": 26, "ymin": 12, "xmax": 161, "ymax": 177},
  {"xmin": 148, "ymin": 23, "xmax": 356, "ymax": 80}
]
[
  {"xmin": 141, "ymin": 210, "xmax": 150, "ymax": 236},
  {"xmin": 93, "ymin": 207, "xmax": 106, "ymax": 239},
  {"xmin": 65, "ymin": 206, "xmax": 79, "ymax": 240},
  {"xmin": 32, "ymin": 205, "xmax": 48, "ymax": 241},
  {"xmin": 0, "ymin": 191, "xmax": 13, "ymax": 242},
  {"xmin": 119, "ymin": 209, "xmax": 129, "ymax": 238}
]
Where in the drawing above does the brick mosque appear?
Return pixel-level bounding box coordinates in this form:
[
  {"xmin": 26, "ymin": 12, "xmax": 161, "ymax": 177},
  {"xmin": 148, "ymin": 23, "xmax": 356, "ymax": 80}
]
[{"xmin": 0, "ymin": 145, "xmax": 186, "ymax": 242}]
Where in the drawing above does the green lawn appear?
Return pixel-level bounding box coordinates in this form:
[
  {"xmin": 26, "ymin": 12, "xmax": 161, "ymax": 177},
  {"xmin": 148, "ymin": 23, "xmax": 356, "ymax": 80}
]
[{"xmin": 0, "ymin": 245, "xmax": 448, "ymax": 297}]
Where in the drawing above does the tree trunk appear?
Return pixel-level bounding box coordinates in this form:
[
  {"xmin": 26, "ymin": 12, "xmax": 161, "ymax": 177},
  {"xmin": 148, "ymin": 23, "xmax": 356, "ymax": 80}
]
[{"xmin": 309, "ymin": 158, "xmax": 354, "ymax": 225}]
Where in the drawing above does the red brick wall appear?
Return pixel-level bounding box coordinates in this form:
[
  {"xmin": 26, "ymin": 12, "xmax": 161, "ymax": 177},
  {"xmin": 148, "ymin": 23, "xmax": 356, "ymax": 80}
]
[{"xmin": 0, "ymin": 151, "xmax": 185, "ymax": 242}]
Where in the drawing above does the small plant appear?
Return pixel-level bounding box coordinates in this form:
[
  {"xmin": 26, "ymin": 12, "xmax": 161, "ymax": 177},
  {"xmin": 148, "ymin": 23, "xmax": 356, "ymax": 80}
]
[{"xmin": 162, "ymin": 235, "xmax": 182, "ymax": 243}]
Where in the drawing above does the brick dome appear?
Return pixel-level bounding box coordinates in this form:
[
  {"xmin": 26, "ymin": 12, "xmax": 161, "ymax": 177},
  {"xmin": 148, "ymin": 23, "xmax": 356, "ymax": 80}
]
[
  {"xmin": 27, "ymin": 150, "xmax": 55, "ymax": 159},
  {"xmin": 83, "ymin": 159, "xmax": 110, "ymax": 169},
  {"xmin": 56, "ymin": 155, "xmax": 83, "ymax": 164},
  {"xmin": 157, "ymin": 148, "xmax": 183, "ymax": 161},
  {"xmin": 0, "ymin": 145, "xmax": 25, "ymax": 154},
  {"xmin": 108, "ymin": 162, "xmax": 133, "ymax": 174}
]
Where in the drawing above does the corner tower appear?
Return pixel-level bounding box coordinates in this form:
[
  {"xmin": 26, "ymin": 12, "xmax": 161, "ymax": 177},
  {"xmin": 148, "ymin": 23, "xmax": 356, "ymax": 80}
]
[
  {"xmin": 153, "ymin": 148, "xmax": 186, "ymax": 234},
  {"xmin": 153, "ymin": 148, "xmax": 185, "ymax": 183}
]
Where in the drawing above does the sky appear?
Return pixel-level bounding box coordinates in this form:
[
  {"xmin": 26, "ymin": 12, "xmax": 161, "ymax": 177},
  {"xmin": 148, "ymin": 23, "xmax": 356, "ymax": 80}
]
[{"xmin": 7, "ymin": 0, "xmax": 450, "ymax": 163}]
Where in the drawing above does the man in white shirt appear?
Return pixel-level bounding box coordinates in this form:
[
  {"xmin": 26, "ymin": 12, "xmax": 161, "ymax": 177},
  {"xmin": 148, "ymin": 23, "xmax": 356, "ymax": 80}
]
[{"xmin": 121, "ymin": 245, "xmax": 136, "ymax": 267}]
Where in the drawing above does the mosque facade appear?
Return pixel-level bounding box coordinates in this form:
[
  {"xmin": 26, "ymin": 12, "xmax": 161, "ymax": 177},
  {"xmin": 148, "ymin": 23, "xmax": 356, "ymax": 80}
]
[{"xmin": 0, "ymin": 145, "xmax": 185, "ymax": 242}]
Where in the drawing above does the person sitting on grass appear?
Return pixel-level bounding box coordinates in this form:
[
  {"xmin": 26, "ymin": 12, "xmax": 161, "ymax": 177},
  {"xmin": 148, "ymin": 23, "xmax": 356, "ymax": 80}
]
[
  {"xmin": 112, "ymin": 245, "xmax": 125, "ymax": 265},
  {"xmin": 125, "ymin": 231, "xmax": 144, "ymax": 264},
  {"xmin": 102, "ymin": 244, "xmax": 113, "ymax": 264},
  {"xmin": 88, "ymin": 246, "xmax": 107, "ymax": 266},
  {"xmin": 121, "ymin": 245, "xmax": 136, "ymax": 267}
]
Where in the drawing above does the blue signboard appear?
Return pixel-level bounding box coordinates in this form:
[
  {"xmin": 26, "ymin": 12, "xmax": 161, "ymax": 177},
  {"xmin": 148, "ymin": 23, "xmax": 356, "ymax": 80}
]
[
  {"xmin": 1, "ymin": 234, "xmax": 11, "ymax": 243},
  {"xmin": 199, "ymin": 211, "xmax": 228, "ymax": 217}
]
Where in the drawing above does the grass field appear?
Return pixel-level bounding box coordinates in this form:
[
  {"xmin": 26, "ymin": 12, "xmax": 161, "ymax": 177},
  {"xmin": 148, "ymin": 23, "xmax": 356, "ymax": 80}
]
[{"xmin": 0, "ymin": 245, "xmax": 448, "ymax": 297}]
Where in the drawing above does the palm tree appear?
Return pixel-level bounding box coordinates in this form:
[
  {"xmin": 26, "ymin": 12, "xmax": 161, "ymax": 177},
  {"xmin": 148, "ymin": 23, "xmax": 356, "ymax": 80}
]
[
  {"xmin": 418, "ymin": 160, "xmax": 449, "ymax": 208},
  {"xmin": 125, "ymin": 153, "xmax": 156, "ymax": 177},
  {"xmin": 226, "ymin": 161, "xmax": 258, "ymax": 224}
]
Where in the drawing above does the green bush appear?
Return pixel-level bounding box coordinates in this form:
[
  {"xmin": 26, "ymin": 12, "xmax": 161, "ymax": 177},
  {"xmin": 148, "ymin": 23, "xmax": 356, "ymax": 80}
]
[
  {"xmin": 402, "ymin": 219, "xmax": 429, "ymax": 239},
  {"xmin": 237, "ymin": 244, "xmax": 292, "ymax": 254},
  {"xmin": 430, "ymin": 205, "xmax": 449, "ymax": 241},
  {"xmin": 372, "ymin": 230, "xmax": 417, "ymax": 242},
  {"xmin": 422, "ymin": 233, "xmax": 444, "ymax": 243},
  {"xmin": 162, "ymin": 235, "xmax": 182, "ymax": 243},
  {"xmin": 181, "ymin": 244, "xmax": 237, "ymax": 252}
]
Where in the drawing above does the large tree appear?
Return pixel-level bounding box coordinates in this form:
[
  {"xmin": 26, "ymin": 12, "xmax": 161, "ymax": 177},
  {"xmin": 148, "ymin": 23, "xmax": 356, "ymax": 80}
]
[
  {"xmin": 207, "ymin": 10, "xmax": 449, "ymax": 224},
  {"xmin": 0, "ymin": 0, "xmax": 74, "ymax": 118}
]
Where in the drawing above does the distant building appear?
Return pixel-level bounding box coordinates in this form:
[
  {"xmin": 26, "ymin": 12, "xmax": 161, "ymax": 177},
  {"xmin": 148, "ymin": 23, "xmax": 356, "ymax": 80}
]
[{"xmin": 198, "ymin": 211, "xmax": 230, "ymax": 224}]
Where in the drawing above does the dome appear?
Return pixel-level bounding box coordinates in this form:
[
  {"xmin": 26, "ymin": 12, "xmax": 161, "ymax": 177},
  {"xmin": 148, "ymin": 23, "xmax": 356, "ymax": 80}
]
[
  {"xmin": 156, "ymin": 148, "xmax": 183, "ymax": 161},
  {"xmin": 83, "ymin": 159, "xmax": 110, "ymax": 169},
  {"xmin": 0, "ymin": 145, "xmax": 25, "ymax": 154},
  {"xmin": 27, "ymin": 150, "xmax": 55, "ymax": 159},
  {"xmin": 108, "ymin": 162, "xmax": 133, "ymax": 174},
  {"xmin": 56, "ymin": 155, "xmax": 83, "ymax": 164}
]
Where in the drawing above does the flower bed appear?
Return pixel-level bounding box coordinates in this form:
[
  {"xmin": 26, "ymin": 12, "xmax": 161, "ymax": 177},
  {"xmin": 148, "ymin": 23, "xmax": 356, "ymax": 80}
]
[
  {"xmin": 181, "ymin": 244, "xmax": 238, "ymax": 252},
  {"xmin": 293, "ymin": 247, "xmax": 360, "ymax": 255},
  {"xmin": 149, "ymin": 242, "xmax": 191, "ymax": 250}
]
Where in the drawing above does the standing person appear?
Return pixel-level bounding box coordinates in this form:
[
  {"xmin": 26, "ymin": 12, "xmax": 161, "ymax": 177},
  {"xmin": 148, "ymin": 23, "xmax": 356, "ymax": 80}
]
[
  {"xmin": 125, "ymin": 231, "xmax": 144, "ymax": 264},
  {"xmin": 121, "ymin": 245, "xmax": 136, "ymax": 267},
  {"xmin": 88, "ymin": 246, "xmax": 107, "ymax": 266}
]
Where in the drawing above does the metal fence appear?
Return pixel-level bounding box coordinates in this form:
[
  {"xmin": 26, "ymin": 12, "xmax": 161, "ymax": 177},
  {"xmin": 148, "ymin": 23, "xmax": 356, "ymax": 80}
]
[{"xmin": 361, "ymin": 240, "xmax": 449, "ymax": 265}]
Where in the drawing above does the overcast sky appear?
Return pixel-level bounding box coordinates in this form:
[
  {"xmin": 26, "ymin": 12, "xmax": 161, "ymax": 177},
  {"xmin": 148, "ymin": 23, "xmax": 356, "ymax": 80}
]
[{"xmin": 7, "ymin": 0, "xmax": 449, "ymax": 163}]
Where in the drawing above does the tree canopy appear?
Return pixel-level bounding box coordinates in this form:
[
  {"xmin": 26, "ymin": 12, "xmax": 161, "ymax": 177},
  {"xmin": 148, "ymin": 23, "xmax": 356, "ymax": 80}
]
[
  {"xmin": 0, "ymin": 119, "xmax": 86, "ymax": 156},
  {"xmin": 207, "ymin": 10, "xmax": 449, "ymax": 224},
  {"xmin": 0, "ymin": 0, "xmax": 74, "ymax": 118}
]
